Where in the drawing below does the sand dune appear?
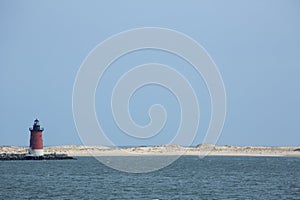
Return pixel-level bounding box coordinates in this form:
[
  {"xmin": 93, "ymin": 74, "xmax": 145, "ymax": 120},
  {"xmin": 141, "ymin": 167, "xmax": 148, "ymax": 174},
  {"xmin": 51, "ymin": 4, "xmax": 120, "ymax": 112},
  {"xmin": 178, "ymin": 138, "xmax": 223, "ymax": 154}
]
[{"xmin": 1, "ymin": 145, "xmax": 300, "ymax": 157}]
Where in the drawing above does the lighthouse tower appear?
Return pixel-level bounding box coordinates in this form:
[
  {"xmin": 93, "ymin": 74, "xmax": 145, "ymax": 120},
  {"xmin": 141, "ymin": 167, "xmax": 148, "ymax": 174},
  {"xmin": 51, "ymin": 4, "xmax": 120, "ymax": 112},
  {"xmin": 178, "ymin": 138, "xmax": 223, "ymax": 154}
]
[{"xmin": 28, "ymin": 119, "xmax": 44, "ymax": 156}]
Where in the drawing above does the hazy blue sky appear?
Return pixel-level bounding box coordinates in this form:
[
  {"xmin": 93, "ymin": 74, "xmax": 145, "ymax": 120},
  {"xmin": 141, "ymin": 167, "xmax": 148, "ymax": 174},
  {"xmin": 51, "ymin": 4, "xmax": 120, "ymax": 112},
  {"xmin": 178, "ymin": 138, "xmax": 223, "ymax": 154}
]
[{"xmin": 1, "ymin": 0, "xmax": 299, "ymax": 146}]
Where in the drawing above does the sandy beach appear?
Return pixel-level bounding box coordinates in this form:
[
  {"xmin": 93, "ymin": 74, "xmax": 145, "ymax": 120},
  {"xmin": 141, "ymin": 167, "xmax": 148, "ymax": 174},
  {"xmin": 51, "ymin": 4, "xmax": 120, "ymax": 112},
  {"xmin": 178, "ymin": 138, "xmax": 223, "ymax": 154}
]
[{"xmin": 1, "ymin": 145, "xmax": 300, "ymax": 157}]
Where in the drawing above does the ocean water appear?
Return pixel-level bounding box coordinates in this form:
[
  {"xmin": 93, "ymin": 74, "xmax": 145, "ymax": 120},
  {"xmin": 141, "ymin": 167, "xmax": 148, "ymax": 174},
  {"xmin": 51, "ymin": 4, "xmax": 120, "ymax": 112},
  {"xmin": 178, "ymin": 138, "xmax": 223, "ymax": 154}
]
[{"xmin": 0, "ymin": 156, "xmax": 299, "ymax": 199}]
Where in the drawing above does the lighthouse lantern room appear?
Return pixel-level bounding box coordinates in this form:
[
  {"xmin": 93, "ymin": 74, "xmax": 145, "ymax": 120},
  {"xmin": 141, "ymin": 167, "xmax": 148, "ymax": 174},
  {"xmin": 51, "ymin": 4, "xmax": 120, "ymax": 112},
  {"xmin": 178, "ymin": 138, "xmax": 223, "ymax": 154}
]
[{"xmin": 28, "ymin": 119, "xmax": 44, "ymax": 156}]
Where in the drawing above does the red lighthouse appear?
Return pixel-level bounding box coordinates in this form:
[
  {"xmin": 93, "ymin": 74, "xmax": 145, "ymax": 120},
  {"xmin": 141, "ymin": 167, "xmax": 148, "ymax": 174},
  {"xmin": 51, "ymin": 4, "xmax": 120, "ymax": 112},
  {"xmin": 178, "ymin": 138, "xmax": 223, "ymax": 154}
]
[{"xmin": 28, "ymin": 119, "xmax": 44, "ymax": 156}]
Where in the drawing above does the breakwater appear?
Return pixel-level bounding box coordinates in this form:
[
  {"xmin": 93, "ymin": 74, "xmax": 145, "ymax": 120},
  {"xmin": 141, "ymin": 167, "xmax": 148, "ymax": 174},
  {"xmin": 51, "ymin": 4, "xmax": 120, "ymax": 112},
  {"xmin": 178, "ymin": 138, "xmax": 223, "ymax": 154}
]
[{"xmin": 0, "ymin": 153, "xmax": 75, "ymax": 160}]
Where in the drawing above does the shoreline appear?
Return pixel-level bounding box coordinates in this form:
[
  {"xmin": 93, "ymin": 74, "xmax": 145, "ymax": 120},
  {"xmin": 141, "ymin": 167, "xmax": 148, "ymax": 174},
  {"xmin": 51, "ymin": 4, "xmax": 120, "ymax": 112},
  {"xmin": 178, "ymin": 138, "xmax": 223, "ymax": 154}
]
[{"xmin": 1, "ymin": 145, "xmax": 299, "ymax": 157}]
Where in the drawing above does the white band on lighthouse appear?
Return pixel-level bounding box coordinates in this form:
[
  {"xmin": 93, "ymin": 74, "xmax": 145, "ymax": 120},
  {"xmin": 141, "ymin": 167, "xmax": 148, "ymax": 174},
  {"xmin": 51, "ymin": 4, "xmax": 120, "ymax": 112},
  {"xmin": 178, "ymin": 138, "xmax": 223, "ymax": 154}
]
[{"xmin": 28, "ymin": 148, "xmax": 44, "ymax": 156}]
